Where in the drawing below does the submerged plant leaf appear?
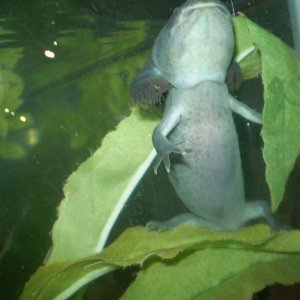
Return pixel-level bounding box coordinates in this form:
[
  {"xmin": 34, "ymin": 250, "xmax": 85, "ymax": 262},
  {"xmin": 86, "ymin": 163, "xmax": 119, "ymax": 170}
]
[
  {"xmin": 47, "ymin": 108, "xmax": 159, "ymax": 264},
  {"xmin": 0, "ymin": 140, "xmax": 27, "ymax": 159},
  {"xmin": 232, "ymin": 16, "xmax": 261, "ymax": 80},
  {"xmin": 20, "ymin": 260, "xmax": 116, "ymax": 300},
  {"xmin": 233, "ymin": 16, "xmax": 300, "ymax": 211},
  {"xmin": 122, "ymin": 242, "xmax": 300, "ymax": 300},
  {"xmin": 0, "ymin": 118, "xmax": 8, "ymax": 138},
  {"xmin": 20, "ymin": 225, "xmax": 300, "ymax": 300},
  {"xmin": 248, "ymin": 21, "xmax": 300, "ymax": 211}
]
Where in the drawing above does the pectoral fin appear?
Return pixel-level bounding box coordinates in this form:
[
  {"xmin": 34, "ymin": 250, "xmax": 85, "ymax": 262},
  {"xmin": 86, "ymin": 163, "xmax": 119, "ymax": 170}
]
[
  {"xmin": 130, "ymin": 58, "xmax": 172, "ymax": 106},
  {"xmin": 152, "ymin": 103, "xmax": 185, "ymax": 172},
  {"xmin": 229, "ymin": 96, "xmax": 262, "ymax": 124}
]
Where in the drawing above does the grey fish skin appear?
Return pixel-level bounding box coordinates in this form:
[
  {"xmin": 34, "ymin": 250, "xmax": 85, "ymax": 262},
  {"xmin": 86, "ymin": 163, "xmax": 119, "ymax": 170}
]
[
  {"xmin": 153, "ymin": 0, "xmax": 234, "ymax": 89},
  {"xmin": 149, "ymin": 81, "xmax": 285, "ymax": 231},
  {"xmin": 129, "ymin": 0, "xmax": 288, "ymax": 231},
  {"xmin": 130, "ymin": 0, "xmax": 237, "ymax": 105}
]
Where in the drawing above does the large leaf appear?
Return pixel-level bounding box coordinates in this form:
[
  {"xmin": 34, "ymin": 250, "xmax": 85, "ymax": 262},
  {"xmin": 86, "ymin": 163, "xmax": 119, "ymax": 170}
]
[
  {"xmin": 20, "ymin": 225, "xmax": 300, "ymax": 300},
  {"xmin": 47, "ymin": 108, "xmax": 159, "ymax": 263},
  {"xmin": 122, "ymin": 241, "xmax": 300, "ymax": 300},
  {"xmin": 233, "ymin": 16, "xmax": 300, "ymax": 211}
]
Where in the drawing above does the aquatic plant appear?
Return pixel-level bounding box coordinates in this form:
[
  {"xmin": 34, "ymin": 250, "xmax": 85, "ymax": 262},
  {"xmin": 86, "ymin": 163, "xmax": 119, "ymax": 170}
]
[{"xmin": 21, "ymin": 15, "xmax": 300, "ymax": 300}]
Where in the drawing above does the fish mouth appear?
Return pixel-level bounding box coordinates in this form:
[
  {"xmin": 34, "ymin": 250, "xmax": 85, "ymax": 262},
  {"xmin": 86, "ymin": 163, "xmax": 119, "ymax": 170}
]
[{"xmin": 182, "ymin": 0, "xmax": 231, "ymax": 18}]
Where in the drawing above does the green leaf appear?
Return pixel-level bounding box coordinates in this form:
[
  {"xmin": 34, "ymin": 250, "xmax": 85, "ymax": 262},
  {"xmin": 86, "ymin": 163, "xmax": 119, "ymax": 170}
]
[
  {"xmin": 248, "ymin": 20, "xmax": 300, "ymax": 212},
  {"xmin": 20, "ymin": 225, "xmax": 300, "ymax": 300},
  {"xmin": 47, "ymin": 108, "xmax": 159, "ymax": 264},
  {"xmin": 20, "ymin": 260, "xmax": 116, "ymax": 300},
  {"xmin": 0, "ymin": 140, "xmax": 27, "ymax": 159},
  {"xmin": 98, "ymin": 224, "xmax": 273, "ymax": 265},
  {"xmin": 0, "ymin": 69, "xmax": 24, "ymax": 110},
  {"xmin": 122, "ymin": 241, "xmax": 300, "ymax": 300},
  {"xmin": 234, "ymin": 16, "xmax": 300, "ymax": 211},
  {"xmin": 233, "ymin": 16, "xmax": 261, "ymax": 80},
  {"xmin": 0, "ymin": 118, "xmax": 8, "ymax": 138}
]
